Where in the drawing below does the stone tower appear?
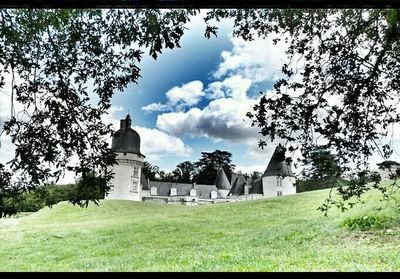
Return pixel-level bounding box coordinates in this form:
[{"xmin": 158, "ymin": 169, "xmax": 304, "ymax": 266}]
[
  {"xmin": 106, "ymin": 114, "xmax": 145, "ymax": 201},
  {"xmin": 261, "ymin": 144, "xmax": 296, "ymax": 197}
]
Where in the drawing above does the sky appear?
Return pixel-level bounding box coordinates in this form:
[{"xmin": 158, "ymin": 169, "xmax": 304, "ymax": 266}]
[{"xmin": 1, "ymin": 11, "xmax": 400, "ymax": 184}]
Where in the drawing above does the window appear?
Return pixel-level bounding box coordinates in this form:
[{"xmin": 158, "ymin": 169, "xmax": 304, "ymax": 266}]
[
  {"xmin": 130, "ymin": 181, "xmax": 138, "ymax": 193},
  {"xmin": 277, "ymin": 191, "xmax": 282, "ymax": 196},
  {"xmin": 133, "ymin": 167, "xmax": 139, "ymax": 178},
  {"xmin": 277, "ymin": 177, "xmax": 283, "ymax": 187}
]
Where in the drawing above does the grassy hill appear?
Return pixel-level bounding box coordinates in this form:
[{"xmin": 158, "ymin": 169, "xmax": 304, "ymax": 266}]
[{"xmin": 1, "ymin": 182, "xmax": 400, "ymax": 271}]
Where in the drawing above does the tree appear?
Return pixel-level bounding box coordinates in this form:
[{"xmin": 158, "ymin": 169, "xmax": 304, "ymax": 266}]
[
  {"xmin": 204, "ymin": 9, "xmax": 400, "ymax": 212},
  {"xmin": 0, "ymin": 9, "xmax": 198, "ymax": 216},
  {"xmin": 172, "ymin": 161, "xmax": 195, "ymax": 183},
  {"xmin": 296, "ymin": 147, "xmax": 343, "ymax": 193},
  {"xmin": 194, "ymin": 149, "xmax": 235, "ymax": 185},
  {"xmin": 251, "ymin": 171, "xmax": 262, "ymax": 180},
  {"xmin": 141, "ymin": 161, "xmax": 160, "ymax": 181}
]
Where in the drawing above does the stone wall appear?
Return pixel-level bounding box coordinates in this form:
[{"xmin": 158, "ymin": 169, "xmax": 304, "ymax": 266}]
[
  {"xmin": 262, "ymin": 176, "xmax": 296, "ymax": 198},
  {"xmin": 105, "ymin": 152, "xmax": 144, "ymax": 201}
]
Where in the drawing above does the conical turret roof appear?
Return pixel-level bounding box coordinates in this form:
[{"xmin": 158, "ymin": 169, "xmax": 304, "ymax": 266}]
[
  {"xmin": 263, "ymin": 144, "xmax": 294, "ymax": 177},
  {"xmin": 214, "ymin": 167, "xmax": 231, "ymax": 190},
  {"xmin": 227, "ymin": 174, "xmax": 247, "ymax": 196}
]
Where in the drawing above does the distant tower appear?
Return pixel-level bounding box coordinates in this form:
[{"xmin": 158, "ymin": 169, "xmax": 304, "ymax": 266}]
[
  {"xmin": 106, "ymin": 114, "xmax": 145, "ymax": 201},
  {"xmin": 261, "ymin": 144, "xmax": 296, "ymax": 197}
]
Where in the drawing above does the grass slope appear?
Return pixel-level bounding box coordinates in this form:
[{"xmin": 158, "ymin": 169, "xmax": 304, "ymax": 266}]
[{"xmin": 1, "ymin": 183, "xmax": 400, "ymax": 271}]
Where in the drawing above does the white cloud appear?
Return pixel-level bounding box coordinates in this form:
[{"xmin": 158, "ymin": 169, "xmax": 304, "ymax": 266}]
[
  {"xmin": 134, "ymin": 126, "xmax": 192, "ymax": 158},
  {"xmin": 157, "ymin": 96, "xmax": 260, "ymax": 142},
  {"xmin": 235, "ymin": 164, "xmax": 266, "ymax": 175},
  {"xmin": 142, "ymin": 80, "xmax": 205, "ymax": 113},
  {"xmin": 166, "ymin": 80, "xmax": 204, "ymax": 107},
  {"xmin": 214, "ymin": 35, "xmax": 287, "ymax": 82},
  {"xmin": 156, "ymin": 75, "xmax": 261, "ymax": 143},
  {"xmin": 141, "ymin": 102, "xmax": 170, "ymax": 113},
  {"xmin": 206, "ymin": 75, "xmax": 252, "ymax": 100}
]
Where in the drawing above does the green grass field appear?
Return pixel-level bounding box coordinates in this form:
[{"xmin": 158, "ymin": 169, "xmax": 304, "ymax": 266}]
[{"xmin": 1, "ymin": 182, "xmax": 400, "ymax": 271}]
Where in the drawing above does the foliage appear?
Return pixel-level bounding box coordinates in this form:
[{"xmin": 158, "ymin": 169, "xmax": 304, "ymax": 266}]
[
  {"xmin": 13, "ymin": 183, "xmax": 104, "ymax": 213},
  {"xmin": 296, "ymin": 177, "xmax": 346, "ymax": 193},
  {"xmin": 141, "ymin": 161, "xmax": 160, "ymax": 181},
  {"xmin": 249, "ymin": 171, "xmax": 262, "ymax": 180},
  {"xmin": 297, "ymin": 147, "xmax": 344, "ymax": 193},
  {"xmin": 0, "ymin": 9, "xmax": 198, "ymax": 216},
  {"xmin": 204, "ymin": 9, "xmax": 400, "ymax": 212},
  {"xmin": 341, "ymin": 212, "xmax": 394, "ymax": 231},
  {"xmin": 193, "ymin": 149, "xmax": 235, "ymax": 185},
  {"xmin": 172, "ymin": 161, "xmax": 195, "ymax": 183}
]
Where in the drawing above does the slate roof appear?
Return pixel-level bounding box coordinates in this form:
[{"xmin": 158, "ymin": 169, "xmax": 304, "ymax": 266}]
[
  {"xmin": 111, "ymin": 114, "xmax": 144, "ymax": 157},
  {"xmin": 196, "ymin": 184, "xmax": 222, "ymax": 199},
  {"xmin": 147, "ymin": 181, "xmax": 222, "ymax": 199},
  {"xmin": 249, "ymin": 179, "xmax": 263, "ymax": 194},
  {"xmin": 263, "ymin": 144, "xmax": 294, "ymax": 177},
  {"xmin": 214, "ymin": 167, "xmax": 231, "ymax": 190},
  {"xmin": 227, "ymin": 174, "xmax": 247, "ymax": 196}
]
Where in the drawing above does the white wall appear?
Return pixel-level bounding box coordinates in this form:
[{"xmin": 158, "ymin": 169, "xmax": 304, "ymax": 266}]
[
  {"xmin": 262, "ymin": 176, "xmax": 296, "ymax": 198},
  {"xmin": 105, "ymin": 152, "xmax": 144, "ymax": 201},
  {"xmin": 218, "ymin": 189, "xmax": 230, "ymax": 198}
]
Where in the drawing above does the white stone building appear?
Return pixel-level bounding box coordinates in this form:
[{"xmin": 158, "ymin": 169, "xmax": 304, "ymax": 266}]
[
  {"xmin": 106, "ymin": 114, "xmax": 145, "ymax": 201},
  {"xmin": 106, "ymin": 115, "xmax": 296, "ymax": 204}
]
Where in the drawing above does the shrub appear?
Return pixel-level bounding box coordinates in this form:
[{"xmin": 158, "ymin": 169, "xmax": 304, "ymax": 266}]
[{"xmin": 341, "ymin": 213, "xmax": 394, "ymax": 231}]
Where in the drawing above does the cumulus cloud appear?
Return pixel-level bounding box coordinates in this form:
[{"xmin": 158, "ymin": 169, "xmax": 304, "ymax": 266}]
[
  {"xmin": 157, "ymin": 92, "xmax": 260, "ymax": 142},
  {"xmin": 135, "ymin": 126, "xmax": 192, "ymax": 157},
  {"xmin": 166, "ymin": 80, "xmax": 204, "ymax": 107},
  {"xmin": 205, "ymin": 75, "xmax": 252, "ymax": 100},
  {"xmin": 214, "ymin": 35, "xmax": 287, "ymax": 82},
  {"xmin": 142, "ymin": 80, "xmax": 205, "ymax": 113}
]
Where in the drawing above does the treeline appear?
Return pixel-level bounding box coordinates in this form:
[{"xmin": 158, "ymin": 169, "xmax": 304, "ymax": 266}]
[
  {"xmin": 142, "ymin": 149, "xmax": 261, "ymax": 185},
  {"xmin": 10, "ymin": 183, "xmax": 104, "ymax": 213}
]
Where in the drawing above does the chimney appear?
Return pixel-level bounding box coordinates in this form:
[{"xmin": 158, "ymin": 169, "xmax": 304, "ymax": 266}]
[
  {"xmin": 120, "ymin": 114, "xmax": 132, "ymax": 129},
  {"xmin": 120, "ymin": 119, "xmax": 126, "ymax": 129}
]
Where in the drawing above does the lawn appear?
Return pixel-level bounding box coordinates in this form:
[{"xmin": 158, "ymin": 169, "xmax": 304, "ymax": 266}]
[{"xmin": 1, "ymin": 182, "xmax": 400, "ymax": 271}]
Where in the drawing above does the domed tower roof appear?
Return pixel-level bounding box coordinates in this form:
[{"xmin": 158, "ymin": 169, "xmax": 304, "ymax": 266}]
[
  {"xmin": 263, "ymin": 144, "xmax": 293, "ymax": 177},
  {"xmin": 111, "ymin": 114, "xmax": 144, "ymax": 157}
]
